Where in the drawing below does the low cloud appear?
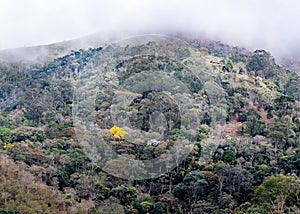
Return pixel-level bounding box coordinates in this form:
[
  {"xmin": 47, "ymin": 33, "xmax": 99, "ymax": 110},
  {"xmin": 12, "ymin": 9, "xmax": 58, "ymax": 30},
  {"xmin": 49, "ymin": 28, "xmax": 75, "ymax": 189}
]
[{"xmin": 0, "ymin": 0, "xmax": 299, "ymax": 57}]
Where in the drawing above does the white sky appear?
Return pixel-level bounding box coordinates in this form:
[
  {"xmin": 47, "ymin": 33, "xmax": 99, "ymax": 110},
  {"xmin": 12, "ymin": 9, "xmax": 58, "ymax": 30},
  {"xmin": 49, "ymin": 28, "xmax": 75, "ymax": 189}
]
[{"xmin": 0, "ymin": 0, "xmax": 299, "ymax": 56}]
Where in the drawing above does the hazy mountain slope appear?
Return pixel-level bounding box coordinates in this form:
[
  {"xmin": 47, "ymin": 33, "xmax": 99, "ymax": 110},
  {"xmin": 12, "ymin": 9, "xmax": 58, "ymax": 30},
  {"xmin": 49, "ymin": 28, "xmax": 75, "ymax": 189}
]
[
  {"xmin": 0, "ymin": 32, "xmax": 133, "ymax": 63},
  {"xmin": 278, "ymin": 56, "xmax": 300, "ymax": 74},
  {"xmin": 0, "ymin": 35, "xmax": 300, "ymax": 213}
]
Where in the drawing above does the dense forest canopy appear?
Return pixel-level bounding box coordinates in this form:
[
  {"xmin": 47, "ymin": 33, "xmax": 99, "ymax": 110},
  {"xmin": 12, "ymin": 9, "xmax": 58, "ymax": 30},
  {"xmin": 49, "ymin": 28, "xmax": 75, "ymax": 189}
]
[{"xmin": 1, "ymin": 35, "xmax": 300, "ymax": 213}]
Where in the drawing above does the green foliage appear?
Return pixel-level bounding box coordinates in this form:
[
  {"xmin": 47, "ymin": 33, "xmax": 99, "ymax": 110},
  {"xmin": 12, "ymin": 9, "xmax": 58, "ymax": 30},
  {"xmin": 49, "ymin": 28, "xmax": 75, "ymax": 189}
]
[
  {"xmin": 279, "ymin": 149, "xmax": 300, "ymax": 174},
  {"xmin": 197, "ymin": 126, "xmax": 209, "ymax": 142},
  {"xmin": 30, "ymin": 130, "xmax": 46, "ymax": 142},
  {"xmin": 111, "ymin": 185, "xmax": 137, "ymax": 205},
  {"xmin": 222, "ymin": 150, "xmax": 236, "ymax": 165},
  {"xmin": 221, "ymin": 81, "xmax": 234, "ymax": 96},
  {"xmin": 285, "ymin": 73, "xmax": 300, "ymax": 100},
  {"xmin": 246, "ymin": 50, "xmax": 278, "ymax": 79},
  {"xmin": 173, "ymin": 171, "xmax": 209, "ymax": 212},
  {"xmin": 266, "ymin": 113, "xmax": 273, "ymax": 119},
  {"xmin": 222, "ymin": 60, "xmax": 234, "ymax": 72},
  {"xmin": 0, "ymin": 126, "xmax": 12, "ymax": 145},
  {"xmin": 253, "ymin": 175, "xmax": 300, "ymax": 213},
  {"xmin": 237, "ymin": 110, "xmax": 248, "ymax": 122},
  {"xmin": 132, "ymin": 196, "xmax": 154, "ymax": 214},
  {"xmin": 274, "ymin": 94, "xmax": 295, "ymax": 106},
  {"xmin": 152, "ymin": 202, "xmax": 165, "ymax": 214},
  {"xmin": 239, "ymin": 109, "xmax": 266, "ymax": 137},
  {"xmin": 201, "ymin": 112, "xmax": 212, "ymax": 125}
]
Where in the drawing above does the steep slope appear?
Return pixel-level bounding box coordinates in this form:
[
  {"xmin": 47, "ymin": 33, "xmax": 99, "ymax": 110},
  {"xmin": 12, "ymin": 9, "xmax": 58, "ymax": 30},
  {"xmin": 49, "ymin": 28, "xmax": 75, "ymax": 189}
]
[{"xmin": 0, "ymin": 35, "xmax": 300, "ymax": 213}]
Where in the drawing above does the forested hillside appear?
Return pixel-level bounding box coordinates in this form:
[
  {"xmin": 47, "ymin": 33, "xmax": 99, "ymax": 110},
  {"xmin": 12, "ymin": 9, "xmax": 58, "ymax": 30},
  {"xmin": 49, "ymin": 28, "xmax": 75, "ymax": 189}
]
[{"xmin": 1, "ymin": 35, "xmax": 300, "ymax": 213}]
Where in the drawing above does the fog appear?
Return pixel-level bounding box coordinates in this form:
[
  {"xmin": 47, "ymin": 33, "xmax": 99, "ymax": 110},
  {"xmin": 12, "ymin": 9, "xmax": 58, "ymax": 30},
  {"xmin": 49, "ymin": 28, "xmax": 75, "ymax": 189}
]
[{"xmin": 0, "ymin": 0, "xmax": 299, "ymax": 57}]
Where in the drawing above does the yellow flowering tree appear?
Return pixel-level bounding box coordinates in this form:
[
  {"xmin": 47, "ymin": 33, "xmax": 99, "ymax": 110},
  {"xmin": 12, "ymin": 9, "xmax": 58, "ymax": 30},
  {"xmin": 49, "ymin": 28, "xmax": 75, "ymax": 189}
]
[
  {"xmin": 4, "ymin": 143, "xmax": 14, "ymax": 149},
  {"xmin": 110, "ymin": 126, "xmax": 128, "ymax": 139}
]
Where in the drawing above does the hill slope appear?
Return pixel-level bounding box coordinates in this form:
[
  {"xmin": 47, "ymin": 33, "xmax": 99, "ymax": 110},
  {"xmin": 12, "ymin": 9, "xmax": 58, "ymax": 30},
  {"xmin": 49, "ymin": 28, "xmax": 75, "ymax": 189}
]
[{"xmin": 1, "ymin": 34, "xmax": 300, "ymax": 213}]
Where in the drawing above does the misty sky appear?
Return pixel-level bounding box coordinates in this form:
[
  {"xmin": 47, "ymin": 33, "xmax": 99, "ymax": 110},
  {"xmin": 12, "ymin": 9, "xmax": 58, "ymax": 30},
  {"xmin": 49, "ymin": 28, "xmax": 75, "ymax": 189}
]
[{"xmin": 0, "ymin": 0, "xmax": 299, "ymax": 56}]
